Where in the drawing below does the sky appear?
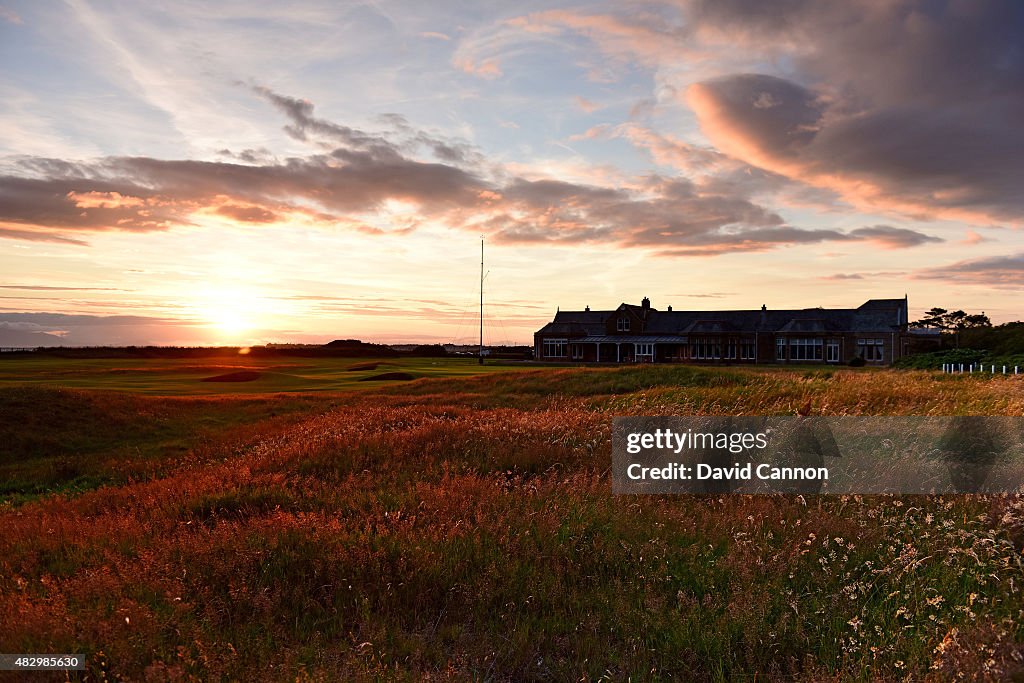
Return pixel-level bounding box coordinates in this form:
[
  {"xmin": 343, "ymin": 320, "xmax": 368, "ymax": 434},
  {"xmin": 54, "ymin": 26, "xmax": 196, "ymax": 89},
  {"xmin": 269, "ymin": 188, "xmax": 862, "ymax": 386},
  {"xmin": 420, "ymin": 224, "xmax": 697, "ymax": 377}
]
[{"xmin": 1, "ymin": 0, "xmax": 1022, "ymax": 347}]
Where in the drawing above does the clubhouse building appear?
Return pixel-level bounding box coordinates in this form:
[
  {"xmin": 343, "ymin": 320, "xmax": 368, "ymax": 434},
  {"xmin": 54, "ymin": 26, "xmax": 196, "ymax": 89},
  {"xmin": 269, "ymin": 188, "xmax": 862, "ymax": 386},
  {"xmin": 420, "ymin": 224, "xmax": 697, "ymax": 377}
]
[{"xmin": 533, "ymin": 297, "xmax": 918, "ymax": 366}]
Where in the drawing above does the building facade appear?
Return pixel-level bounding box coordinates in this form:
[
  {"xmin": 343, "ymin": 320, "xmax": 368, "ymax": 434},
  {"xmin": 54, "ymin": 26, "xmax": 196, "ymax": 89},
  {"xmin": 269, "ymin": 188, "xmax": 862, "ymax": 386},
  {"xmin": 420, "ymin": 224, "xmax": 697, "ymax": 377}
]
[{"xmin": 534, "ymin": 297, "xmax": 914, "ymax": 366}]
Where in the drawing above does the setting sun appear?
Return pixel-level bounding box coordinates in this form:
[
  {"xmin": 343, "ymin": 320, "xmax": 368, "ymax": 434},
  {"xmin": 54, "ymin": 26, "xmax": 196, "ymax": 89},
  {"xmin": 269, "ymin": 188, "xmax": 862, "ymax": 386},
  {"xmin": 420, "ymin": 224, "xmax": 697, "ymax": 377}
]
[{"xmin": 191, "ymin": 286, "xmax": 265, "ymax": 341}]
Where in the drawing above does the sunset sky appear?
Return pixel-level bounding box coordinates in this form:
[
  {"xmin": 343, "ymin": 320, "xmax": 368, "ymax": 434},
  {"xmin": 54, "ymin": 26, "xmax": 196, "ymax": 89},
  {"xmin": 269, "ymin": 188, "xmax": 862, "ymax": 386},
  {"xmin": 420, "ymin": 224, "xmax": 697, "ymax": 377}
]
[{"xmin": 1, "ymin": 0, "xmax": 1022, "ymax": 346}]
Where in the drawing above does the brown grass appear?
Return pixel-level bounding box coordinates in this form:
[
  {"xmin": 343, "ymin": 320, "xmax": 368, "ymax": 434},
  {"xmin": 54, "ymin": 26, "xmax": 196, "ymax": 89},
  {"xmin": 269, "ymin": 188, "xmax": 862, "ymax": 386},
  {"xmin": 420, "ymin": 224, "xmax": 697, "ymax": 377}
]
[{"xmin": 1, "ymin": 366, "xmax": 1023, "ymax": 681}]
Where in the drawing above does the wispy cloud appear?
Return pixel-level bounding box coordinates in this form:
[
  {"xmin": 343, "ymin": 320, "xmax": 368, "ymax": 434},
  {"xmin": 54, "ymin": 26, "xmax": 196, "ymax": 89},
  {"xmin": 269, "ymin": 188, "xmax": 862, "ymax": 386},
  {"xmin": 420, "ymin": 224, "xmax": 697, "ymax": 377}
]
[
  {"xmin": 916, "ymin": 254, "xmax": 1024, "ymax": 289},
  {"xmin": 0, "ymin": 5, "xmax": 22, "ymax": 25}
]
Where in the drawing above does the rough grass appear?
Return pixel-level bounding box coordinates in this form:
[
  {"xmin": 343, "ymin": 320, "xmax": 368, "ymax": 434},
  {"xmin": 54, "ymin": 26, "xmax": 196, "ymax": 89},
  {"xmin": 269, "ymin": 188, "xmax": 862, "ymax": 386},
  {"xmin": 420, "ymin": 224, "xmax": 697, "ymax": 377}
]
[
  {"xmin": 0, "ymin": 386, "xmax": 340, "ymax": 504},
  {"xmin": 1, "ymin": 366, "xmax": 1023, "ymax": 680}
]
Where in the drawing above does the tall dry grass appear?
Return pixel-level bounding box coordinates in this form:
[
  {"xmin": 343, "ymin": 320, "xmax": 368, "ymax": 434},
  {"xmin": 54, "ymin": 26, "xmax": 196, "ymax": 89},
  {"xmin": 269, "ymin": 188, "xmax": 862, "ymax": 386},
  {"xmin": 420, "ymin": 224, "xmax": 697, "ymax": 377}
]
[{"xmin": 1, "ymin": 367, "xmax": 1023, "ymax": 680}]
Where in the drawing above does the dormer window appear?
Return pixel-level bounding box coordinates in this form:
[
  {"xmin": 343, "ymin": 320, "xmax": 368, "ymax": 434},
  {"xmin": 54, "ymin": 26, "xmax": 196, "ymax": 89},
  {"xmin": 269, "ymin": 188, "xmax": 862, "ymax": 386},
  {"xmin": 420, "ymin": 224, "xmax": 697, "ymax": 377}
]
[{"xmin": 617, "ymin": 317, "xmax": 630, "ymax": 332}]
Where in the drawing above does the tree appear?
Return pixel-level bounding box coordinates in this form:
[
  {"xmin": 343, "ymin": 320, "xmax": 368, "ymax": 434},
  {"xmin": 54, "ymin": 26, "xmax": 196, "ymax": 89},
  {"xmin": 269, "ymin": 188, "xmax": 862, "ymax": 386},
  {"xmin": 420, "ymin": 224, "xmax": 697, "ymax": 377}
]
[{"xmin": 910, "ymin": 307, "xmax": 991, "ymax": 348}]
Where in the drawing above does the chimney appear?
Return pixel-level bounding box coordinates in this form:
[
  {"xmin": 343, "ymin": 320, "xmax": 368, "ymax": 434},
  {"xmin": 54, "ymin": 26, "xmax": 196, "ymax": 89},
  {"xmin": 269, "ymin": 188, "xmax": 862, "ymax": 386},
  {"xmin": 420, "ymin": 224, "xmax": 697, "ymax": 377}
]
[
  {"xmin": 667, "ymin": 305, "xmax": 673, "ymax": 312},
  {"xmin": 760, "ymin": 304, "xmax": 767, "ymax": 325},
  {"xmin": 585, "ymin": 305, "xmax": 590, "ymax": 312},
  {"xmin": 641, "ymin": 296, "xmax": 650, "ymax": 311}
]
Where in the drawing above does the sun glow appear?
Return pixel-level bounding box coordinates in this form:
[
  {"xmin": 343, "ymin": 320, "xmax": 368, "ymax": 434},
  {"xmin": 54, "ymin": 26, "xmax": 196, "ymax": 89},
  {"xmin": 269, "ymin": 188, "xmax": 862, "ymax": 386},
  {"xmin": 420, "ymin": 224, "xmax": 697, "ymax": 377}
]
[{"xmin": 191, "ymin": 285, "xmax": 268, "ymax": 342}]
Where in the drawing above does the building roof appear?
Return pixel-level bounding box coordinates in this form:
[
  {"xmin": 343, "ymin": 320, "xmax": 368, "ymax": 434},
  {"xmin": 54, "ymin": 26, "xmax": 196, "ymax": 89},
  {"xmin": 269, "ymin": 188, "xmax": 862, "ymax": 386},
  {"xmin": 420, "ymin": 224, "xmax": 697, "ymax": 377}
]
[
  {"xmin": 543, "ymin": 309, "xmax": 608, "ymax": 336},
  {"xmin": 537, "ymin": 298, "xmax": 908, "ymax": 337}
]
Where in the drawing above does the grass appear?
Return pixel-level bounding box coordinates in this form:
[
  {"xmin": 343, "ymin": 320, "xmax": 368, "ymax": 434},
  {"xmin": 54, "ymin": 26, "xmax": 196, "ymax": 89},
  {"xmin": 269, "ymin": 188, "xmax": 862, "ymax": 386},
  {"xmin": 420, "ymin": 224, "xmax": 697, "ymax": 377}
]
[
  {"xmin": 1, "ymin": 362, "xmax": 1023, "ymax": 680},
  {"xmin": 0, "ymin": 355, "xmax": 533, "ymax": 395}
]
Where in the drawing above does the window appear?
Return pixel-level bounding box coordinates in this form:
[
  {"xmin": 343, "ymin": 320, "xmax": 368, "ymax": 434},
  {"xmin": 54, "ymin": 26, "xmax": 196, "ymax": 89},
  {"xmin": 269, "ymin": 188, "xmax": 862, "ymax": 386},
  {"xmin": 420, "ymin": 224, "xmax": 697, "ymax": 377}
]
[
  {"xmin": 789, "ymin": 338, "xmax": 823, "ymax": 361},
  {"xmin": 571, "ymin": 344, "xmax": 584, "ymax": 360},
  {"xmin": 776, "ymin": 337, "xmax": 786, "ymax": 361},
  {"xmin": 826, "ymin": 340, "xmax": 840, "ymax": 363},
  {"xmin": 543, "ymin": 338, "xmax": 567, "ymax": 358},
  {"xmin": 725, "ymin": 340, "xmax": 737, "ymax": 360},
  {"xmin": 690, "ymin": 337, "xmax": 721, "ymax": 360},
  {"xmin": 740, "ymin": 340, "xmax": 756, "ymax": 360},
  {"xmin": 857, "ymin": 338, "xmax": 884, "ymax": 362},
  {"xmin": 616, "ymin": 317, "xmax": 631, "ymax": 332},
  {"xmin": 635, "ymin": 343, "xmax": 654, "ymax": 361}
]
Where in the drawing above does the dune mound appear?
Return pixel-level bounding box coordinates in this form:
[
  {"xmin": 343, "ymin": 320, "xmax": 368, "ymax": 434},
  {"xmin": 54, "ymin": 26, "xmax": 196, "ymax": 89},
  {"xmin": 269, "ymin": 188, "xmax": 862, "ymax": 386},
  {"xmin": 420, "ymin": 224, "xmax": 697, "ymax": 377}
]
[
  {"xmin": 201, "ymin": 371, "xmax": 262, "ymax": 383},
  {"xmin": 358, "ymin": 372, "xmax": 415, "ymax": 382}
]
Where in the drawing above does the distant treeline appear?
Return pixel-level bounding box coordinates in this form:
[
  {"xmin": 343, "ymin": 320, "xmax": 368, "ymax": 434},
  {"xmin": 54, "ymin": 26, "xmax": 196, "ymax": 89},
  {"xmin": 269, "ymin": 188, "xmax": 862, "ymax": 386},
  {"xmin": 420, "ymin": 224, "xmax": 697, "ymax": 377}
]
[
  {"xmin": 898, "ymin": 321, "xmax": 1024, "ymax": 370},
  {"xmin": 0, "ymin": 340, "xmax": 533, "ymax": 360}
]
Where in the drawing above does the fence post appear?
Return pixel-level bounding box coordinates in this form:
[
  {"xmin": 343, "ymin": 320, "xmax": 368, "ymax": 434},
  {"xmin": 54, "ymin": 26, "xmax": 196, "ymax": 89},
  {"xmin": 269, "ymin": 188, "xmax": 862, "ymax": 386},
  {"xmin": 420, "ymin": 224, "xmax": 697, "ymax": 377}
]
[
  {"xmin": 960, "ymin": 363, "xmax": 964, "ymax": 373},
  {"xmin": 1003, "ymin": 366, "xmax": 1007, "ymax": 374}
]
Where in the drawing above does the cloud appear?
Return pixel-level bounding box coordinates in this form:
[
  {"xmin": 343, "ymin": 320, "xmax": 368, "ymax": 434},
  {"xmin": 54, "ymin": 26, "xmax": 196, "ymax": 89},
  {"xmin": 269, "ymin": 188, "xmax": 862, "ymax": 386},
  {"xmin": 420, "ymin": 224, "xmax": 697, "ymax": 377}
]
[
  {"xmin": 916, "ymin": 253, "xmax": 1024, "ymax": 289},
  {"xmin": 489, "ymin": 2, "xmax": 1024, "ymax": 226},
  {"xmin": 961, "ymin": 229, "xmax": 991, "ymax": 245},
  {"xmin": 0, "ymin": 312, "xmax": 209, "ymax": 346},
  {"xmin": 453, "ymin": 55, "xmax": 503, "ymax": 79},
  {"xmin": 0, "ymin": 147, "xmax": 487, "ymax": 236},
  {"xmin": 503, "ymin": 9, "xmax": 696, "ymax": 70},
  {"xmin": 818, "ymin": 271, "xmax": 902, "ymax": 281},
  {"xmin": 213, "ymin": 204, "xmax": 280, "ymax": 224},
  {"xmin": 574, "ymin": 96, "xmax": 602, "ymax": 113},
  {"xmin": 0, "ymin": 87, "xmax": 947, "ymax": 258},
  {"xmin": 0, "ymin": 226, "xmax": 88, "ymax": 245},
  {"xmin": 474, "ymin": 176, "xmax": 936, "ymax": 254},
  {"xmin": 581, "ymin": 122, "xmax": 845, "ymax": 211},
  {"xmin": 680, "ymin": 1, "xmax": 1024, "ymax": 224},
  {"xmin": 254, "ymin": 86, "xmax": 403, "ymax": 157},
  {"xmin": 0, "ymin": 6, "xmax": 22, "ymax": 24},
  {"xmin": 846, "ymin": 225, "xmax": 943, "ymax": 249},
  {"xmin": 216, "ymin": 148, "xmax": 277, "ymax": 165}
]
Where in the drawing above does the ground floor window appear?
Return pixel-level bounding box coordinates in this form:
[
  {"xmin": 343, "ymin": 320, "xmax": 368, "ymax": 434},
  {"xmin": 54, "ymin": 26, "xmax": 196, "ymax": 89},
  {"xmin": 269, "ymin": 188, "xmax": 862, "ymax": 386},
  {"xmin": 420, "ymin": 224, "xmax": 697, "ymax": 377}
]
[
  {"xmin": 776, "ymin": 337, "xmax": 786, "ymax": 361},
  {"xmin": 857, "ymin": 338, "xmax": 884, "ymax": 362},
  {"xmin": 690, "ymin": 337, "xmax": 721, "ymax": 360},
  {"xmin": 570, "ymin": 344, "xmax": 583, "ymax": 360},
  {"xmin": 635, "ymin": 342, "xmax": 654, "ymax": 361},
  {"xmin": 725, "ymin": 340, "xmax": 737, "ymax": 359},
  {"xmin": 789, "ymin": 338, "xmax": 823, "ymax": 361},
  {"xmin": 543, "ymin": 338, "xmax": 567, "ymax": 358},
  {"xmin": 740, "ymin": 340, "xmax": 756, "ymax": 360},
  {"xmin": 826, "ymin": 340, "xmax": 840, "ymax": 363}
]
